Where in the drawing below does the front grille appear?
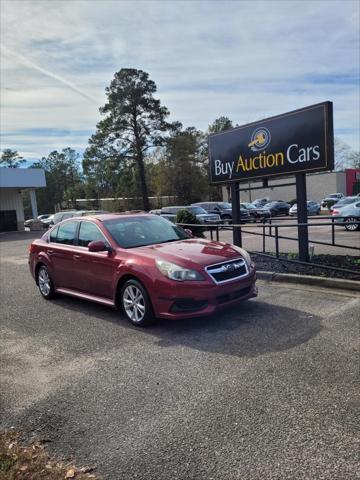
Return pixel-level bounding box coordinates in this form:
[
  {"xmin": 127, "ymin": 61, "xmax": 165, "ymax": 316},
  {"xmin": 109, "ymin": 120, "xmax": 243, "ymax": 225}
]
[{"xmin": 206, "ymin": 258, "xmax": 248, "ymax": 284}]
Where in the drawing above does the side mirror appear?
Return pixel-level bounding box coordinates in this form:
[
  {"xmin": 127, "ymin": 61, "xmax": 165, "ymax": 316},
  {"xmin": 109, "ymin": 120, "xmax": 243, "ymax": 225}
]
[
  {"xmin": 184, "ymin": 228, "xmax": 194, "ymax": 238},
  {"xmin": 88, "ymin": 240, "xmax": 110, "ymax": 252}
]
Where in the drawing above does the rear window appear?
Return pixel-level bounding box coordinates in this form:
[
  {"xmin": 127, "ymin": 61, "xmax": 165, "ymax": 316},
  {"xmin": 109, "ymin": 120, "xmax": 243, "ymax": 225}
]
[{"xmin": 56, "ymin": 221, "xmax": 78, "ymax": 245}]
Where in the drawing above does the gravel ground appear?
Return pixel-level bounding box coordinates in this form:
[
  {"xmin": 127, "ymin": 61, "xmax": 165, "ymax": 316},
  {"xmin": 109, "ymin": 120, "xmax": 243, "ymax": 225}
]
[{"xmin": 1, "ymin": 232, "xmax": 360, "ymax": 480}]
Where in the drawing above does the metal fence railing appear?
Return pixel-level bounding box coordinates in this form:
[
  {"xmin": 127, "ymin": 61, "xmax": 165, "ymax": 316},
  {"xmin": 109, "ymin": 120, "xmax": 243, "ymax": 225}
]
[{"xmin": 176, "ymin": 216, "xmax": 360, "ymax": 277}]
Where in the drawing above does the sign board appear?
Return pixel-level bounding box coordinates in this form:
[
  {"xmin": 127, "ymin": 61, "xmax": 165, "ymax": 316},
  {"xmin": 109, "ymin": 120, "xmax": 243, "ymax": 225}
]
[{"xmin": 209, "ymin": 101, "xmax": 334, "ymax": 184}]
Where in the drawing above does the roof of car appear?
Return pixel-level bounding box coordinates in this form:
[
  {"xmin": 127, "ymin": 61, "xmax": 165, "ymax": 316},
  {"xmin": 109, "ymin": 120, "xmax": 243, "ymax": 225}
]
[{"xmin": 90, "ymin": 212, "xmax": 150, "ymax": 221}]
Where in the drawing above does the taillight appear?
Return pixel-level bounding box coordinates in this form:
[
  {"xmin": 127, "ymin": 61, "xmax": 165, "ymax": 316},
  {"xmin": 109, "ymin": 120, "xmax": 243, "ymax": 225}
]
[
  {"xmin": 29, "ymin": 244, "xmax": 36, "ymax": 254},
  {"xmin": 332, "ymin": 210, "xmax": 339, "ymax": 216}
]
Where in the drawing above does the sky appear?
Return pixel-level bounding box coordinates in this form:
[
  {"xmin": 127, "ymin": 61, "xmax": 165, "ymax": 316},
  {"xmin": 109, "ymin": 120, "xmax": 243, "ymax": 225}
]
[{"xmin": 1, "ymin": 0, "xmax": 359, "ymax": 164}]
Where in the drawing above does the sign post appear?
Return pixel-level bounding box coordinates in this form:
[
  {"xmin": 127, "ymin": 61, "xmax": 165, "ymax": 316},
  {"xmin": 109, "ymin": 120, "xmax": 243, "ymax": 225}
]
[
  {"xmin": 230, "ymin": 183, "xmax": 242, "ymax": 247},
  {"xmin": 296, "ymin": 173, "xmax": 309, "ymax": 262},
  {"xmin": 208, "ymin": 101, "xmax": 334, "ymax": 259}
]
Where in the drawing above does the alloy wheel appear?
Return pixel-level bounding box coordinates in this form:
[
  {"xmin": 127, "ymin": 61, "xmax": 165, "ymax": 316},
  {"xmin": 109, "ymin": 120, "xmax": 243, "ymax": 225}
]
[
  {"xmin": 345, "ymin": 218, "xmax": 359, "ymax": 231},
  {"xmin": 38, "ymin": 267, "xmax": 51, "ymax": 296},
  {"xmin": 123, "ymin": 285, "xmax": 146, "ymax": 323}
]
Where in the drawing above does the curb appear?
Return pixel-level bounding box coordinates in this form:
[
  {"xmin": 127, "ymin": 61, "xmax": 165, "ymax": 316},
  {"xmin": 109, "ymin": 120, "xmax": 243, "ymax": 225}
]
[{"xmin": 257, "ymin": 271, "xmax": 360, "ymax": 292}]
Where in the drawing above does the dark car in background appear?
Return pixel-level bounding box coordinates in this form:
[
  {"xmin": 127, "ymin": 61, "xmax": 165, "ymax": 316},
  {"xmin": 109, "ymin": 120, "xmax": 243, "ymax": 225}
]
[
  {"xmin": 261, "ymin": 201, "xmax": 291, "ymax": 216},
  {"xmin": 251, "ymin": 198, "xmax": 269, "ymax": 208},
  {"xmin": 191, "ymin": 202, "xmax": 250, "ymax": 224},
  {"xmin": 241, "ymin": 203, "xmax": 271, "ymax": 221},
  {"xmin": 332, "ymin": 201, "xmax": 360, "ymax": 231},
  {"xmin": 289, "ymin": 201, "xmax": 321, "ymax": 216},
  {"xmin": 159, "ymin": 206, "xmax": 221, "ymax": 224}
]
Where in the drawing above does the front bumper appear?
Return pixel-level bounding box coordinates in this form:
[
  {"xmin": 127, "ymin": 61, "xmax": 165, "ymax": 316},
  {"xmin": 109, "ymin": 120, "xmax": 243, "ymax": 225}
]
[{"xmin": 152, "ymin": 268, "xmax": 257, "ymax": 319}]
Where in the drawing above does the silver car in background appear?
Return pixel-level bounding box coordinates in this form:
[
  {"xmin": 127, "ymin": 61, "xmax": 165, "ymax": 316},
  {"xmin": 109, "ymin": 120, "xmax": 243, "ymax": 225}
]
[
  {"xmin": 289, "ymin": 201, "xmax": 321, "ymax": 216},
  {"xmin": 332, "ymin": 201, "xmax": 360, "ymax": 231}
]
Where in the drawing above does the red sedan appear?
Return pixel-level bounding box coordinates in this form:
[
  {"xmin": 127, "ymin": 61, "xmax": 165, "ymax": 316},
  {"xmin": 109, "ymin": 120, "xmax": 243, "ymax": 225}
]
[{"xmin": 29, "ymin": 213, "xmax": 257, "ymax": 326}]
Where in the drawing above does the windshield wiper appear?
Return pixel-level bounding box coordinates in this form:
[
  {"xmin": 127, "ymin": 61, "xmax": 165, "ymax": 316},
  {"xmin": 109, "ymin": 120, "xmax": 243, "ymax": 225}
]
[{"xmin": 156, "ymin": 238, "xmax": 180, "ymax": 244}]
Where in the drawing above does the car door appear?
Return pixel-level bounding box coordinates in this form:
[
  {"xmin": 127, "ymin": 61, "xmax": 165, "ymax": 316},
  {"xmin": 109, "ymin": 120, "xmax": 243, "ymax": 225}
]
[
  {"xmin": 72, "ymin": 220, "xmax": 118, "ymax": 299},
  {"xmin": 279, "ymin": 202, "xmax": 288, "ymax": 215},
  {"xmin": 210, "ymin": 204, "xmax": 221, "ymax": 215},
  {"xmin": 47, "ymin": 220, "xmax": 80, "ymax": 289}
]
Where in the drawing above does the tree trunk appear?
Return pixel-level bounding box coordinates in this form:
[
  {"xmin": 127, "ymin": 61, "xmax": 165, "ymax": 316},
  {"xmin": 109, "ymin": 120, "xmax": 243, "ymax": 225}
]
[
  {"xmin": 136, "ymin": 154, "xmax": 150, "ymax": 211},
  {"xmin": 133, "ymin": 112, "xmax": 150, "ymax": 211}
]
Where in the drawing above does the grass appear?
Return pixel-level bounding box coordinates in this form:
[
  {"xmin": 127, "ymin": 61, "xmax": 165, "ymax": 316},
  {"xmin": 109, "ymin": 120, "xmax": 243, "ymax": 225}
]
[{"xmin": 0, "ymin": 430, "xmax": 100, "ymax": 480}]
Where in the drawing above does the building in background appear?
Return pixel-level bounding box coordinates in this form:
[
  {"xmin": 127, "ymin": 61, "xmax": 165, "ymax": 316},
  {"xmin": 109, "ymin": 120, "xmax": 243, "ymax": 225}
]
[
  {"xmin": 0, "ymin": 168, "xmax": 46, "ymax": 232},
  {"xmin": 222, "ymin": 170, "xmax": 360, "ymax": 204}
]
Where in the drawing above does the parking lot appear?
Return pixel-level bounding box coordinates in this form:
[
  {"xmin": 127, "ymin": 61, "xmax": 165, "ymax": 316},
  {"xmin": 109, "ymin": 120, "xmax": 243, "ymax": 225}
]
[
  {"xmin": 207, "ymin": 219, "xmax": 359, "ymax": 256},
  {"xmin": 1, "ymin": 232, "xmax": 359, "ymax": 480}
]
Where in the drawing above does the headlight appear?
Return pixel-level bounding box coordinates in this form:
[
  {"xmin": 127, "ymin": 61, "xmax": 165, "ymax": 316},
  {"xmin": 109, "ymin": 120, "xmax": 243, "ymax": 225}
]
[
  {"xmin": 231, "ymin": 246, "xmax": 252, "ymax": 267},
  {"xmin": 156, "ymin": 260, "xmax": 205, "ymax": 281}
]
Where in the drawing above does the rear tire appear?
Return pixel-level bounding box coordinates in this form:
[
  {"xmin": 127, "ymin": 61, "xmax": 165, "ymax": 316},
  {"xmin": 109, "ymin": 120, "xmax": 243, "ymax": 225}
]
[
  {"xmin": 37, "ymin": 265, "xmax": 55, "ymax": 299},
  {"xmin": 120, "ymin": 279, "xmax": 155, "ymax": 327},
  {"xmin": 344, "ymin": 217, "xmax": 360, "ymax": 231}
]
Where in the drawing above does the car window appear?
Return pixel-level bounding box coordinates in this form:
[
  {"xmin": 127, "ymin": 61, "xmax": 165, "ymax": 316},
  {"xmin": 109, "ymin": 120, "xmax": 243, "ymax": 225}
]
[
  {"xmin": 56, "ymin": 221, "xmax": 78, "ymax": 245},
  {"xmin": 188, "ymin": 206, "xmax": 207, "ymax": 214},
  {"xmin": 78, "ymin": 221, "xmax": 107, "ymax": 247},
  {"xmin": 49, "ymin": 226, "xmax": 59, "ymax": 242},
  {"xmin": 104, "ymin": 215, "xmax": 190, "ymax": 249}
]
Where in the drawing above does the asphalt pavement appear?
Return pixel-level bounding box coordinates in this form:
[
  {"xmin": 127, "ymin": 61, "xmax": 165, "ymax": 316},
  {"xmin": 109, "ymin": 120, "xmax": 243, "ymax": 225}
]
[{"xmin": 1, "ymin": 232, "xmax": 359, "ymax": 480}]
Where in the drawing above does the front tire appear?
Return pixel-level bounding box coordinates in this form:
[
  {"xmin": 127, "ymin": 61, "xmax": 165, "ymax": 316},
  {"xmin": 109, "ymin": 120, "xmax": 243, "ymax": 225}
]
[
  {"xmin": 120, "ymin": 279, "xmax": 155, "ymax": 327},
  {"xmin": 344, "ymin": 217, "xmax": 360, "ymax": 231},
  {"xmin": 37, "ymin": 265, "xmax": 55, "ymax": 299}
]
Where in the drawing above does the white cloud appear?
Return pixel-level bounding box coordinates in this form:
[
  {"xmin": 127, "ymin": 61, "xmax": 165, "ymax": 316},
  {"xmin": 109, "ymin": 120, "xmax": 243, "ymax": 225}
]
[{"xmin": 0, "ymin": 0, "xmax": 359, "ymax": 159}]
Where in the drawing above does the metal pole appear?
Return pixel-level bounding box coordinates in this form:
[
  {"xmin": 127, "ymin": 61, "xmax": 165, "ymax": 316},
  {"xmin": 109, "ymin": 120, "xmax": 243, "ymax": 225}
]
[
  {"xmin": 296, "ymin": 173, "xmax": 309, "ymax": 262},
  {"xmin": 262, "ymin": 224, "xmax": 265, "ymax": 253},
  {"xmin": 275, "ymin": 226, "xmax": 279, "ymax": 258},
  {"xmin": 231, "ymin": 182, "xmax": 242, "ymax": 247}
]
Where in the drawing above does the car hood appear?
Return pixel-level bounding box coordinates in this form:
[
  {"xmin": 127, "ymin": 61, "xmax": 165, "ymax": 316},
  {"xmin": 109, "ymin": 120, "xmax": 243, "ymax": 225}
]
[{"xmin": 133, "ymin": 238, "xmax": 244, "ymax": 268}]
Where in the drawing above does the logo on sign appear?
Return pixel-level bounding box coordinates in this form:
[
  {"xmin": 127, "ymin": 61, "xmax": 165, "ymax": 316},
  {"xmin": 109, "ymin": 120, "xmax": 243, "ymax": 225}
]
[{"xmin": 248, "ymin": 127, "xmax": 271, "ymax": 152}]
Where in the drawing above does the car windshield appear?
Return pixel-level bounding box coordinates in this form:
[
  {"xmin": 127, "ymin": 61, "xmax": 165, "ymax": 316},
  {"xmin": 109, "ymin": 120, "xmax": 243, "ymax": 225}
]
[
  {"xmin": 103, "ymin": 215, "xmax": 190, "ymax": 248},
  {"xmin": 264, "ymin": 202, "xmax": 277, "ymax": 207},
  {"xmin": 188, "ymin": 206, "xmax": 207, "ymax": 214},
  {"xmin": 217, "ymin": 202, "xmax": 231, "ymax": 209}
]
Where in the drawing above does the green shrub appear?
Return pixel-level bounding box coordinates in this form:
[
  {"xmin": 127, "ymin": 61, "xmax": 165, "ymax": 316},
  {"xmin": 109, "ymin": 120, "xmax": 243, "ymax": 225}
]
[
  {"xmin": 175, "ymin": 209, "xmax": 205, "ymax": 238},
  {"xmin": 324, "ymin": 199, "xmax": 337, "ymax": 210},
  {"xmin": 288, "ymin": 198, "xmax": 297, "ymax": 206}
]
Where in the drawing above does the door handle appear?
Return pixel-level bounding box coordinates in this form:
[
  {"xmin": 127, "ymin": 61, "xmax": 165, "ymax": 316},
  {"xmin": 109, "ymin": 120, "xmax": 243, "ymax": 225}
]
[{"xmin": 73, "ymin": 254, "xmax": 81, "ymax": 260}]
